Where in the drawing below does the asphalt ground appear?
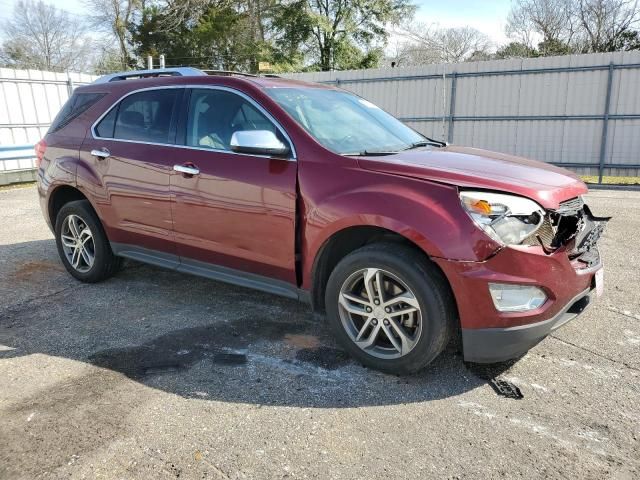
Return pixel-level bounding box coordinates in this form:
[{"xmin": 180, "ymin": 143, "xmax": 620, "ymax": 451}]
[{"xmin": 0, "ymin": 185, "xmax": 638, "ymax": 479}]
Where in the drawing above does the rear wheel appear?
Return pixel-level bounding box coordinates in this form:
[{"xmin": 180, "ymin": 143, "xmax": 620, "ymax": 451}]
[
  {"xmin": 325, "ymin": 243, "xmax": 455, "ymax": 374},
  {"xmin": 55, "ymin": 200, "xmax": 122, "ymax": 283}
]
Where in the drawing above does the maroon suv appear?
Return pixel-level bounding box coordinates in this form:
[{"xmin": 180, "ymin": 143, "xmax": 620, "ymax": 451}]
[{"xmin": 36, "ymin": 68, "xmax": 608, "ymax": 374}]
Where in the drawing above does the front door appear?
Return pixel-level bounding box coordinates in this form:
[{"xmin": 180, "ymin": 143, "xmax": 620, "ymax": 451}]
[
  {"xmin": 171, "ymin": 87, "xmax": 298, "ymax": 284},
  {"xmin": 81, "ymin": 87, "xmax": 184, "ymax": 259}
]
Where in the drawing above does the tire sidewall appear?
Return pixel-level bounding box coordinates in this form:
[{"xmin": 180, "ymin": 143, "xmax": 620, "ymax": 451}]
[
  {"xmin": 54, "ymin": 200, "xmax": 112, "ymax": 282},
  {"xmin": 325, "ymin": 246, "xmax": 452, "ymax": 374}
]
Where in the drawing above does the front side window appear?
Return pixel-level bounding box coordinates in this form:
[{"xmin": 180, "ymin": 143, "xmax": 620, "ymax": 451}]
[
  {"xmin": 265, "ymin": 87, "xmax": 425, "ymax": 155},
  {"xmin": 95, "ymin": 89, "xmax": 178, "ymax": 144},
  {"xmin": 186, "ymin": 88, "xmax": 280, "ymax": 151}
]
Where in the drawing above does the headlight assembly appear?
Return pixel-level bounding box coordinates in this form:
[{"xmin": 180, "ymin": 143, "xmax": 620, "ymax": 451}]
[{"xmin": 459, "ymin": 191, "xmax": 545, "ymax": 246}]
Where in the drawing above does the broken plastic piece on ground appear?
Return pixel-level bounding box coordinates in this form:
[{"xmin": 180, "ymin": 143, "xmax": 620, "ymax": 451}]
[{"xmin": 488, "ymin": 378, "xmax": 524, "ymax": 400}]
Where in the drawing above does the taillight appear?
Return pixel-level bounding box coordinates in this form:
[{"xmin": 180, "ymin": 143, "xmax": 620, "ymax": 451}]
[{"xmin": 35, "ymin": 139, "xmax": 47, "ymax": 168}]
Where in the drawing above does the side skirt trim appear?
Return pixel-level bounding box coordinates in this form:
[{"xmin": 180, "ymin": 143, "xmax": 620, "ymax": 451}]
[{"xmin": 111, "ymin": 242, "xmax": 309, "ymax": 303}]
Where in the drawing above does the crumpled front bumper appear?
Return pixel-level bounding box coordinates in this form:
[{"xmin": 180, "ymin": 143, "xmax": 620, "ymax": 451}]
[{"xmin": 434, "ymin": 201, "xmax": 607, "ymax": 363}]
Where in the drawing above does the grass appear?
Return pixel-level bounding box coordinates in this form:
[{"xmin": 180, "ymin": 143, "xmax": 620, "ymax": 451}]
[{"xmin": 580, "ymin": 175, "xmax": 640, "ymax": 185}]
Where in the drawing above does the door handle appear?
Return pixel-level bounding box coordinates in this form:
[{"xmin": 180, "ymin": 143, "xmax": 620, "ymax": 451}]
[
  {"xmin": 91, "ymin": 148, "xmax": 110, "ymax": 159},
  {"xmin": 173, "ymin": 164, "xmax": 200, "ymax": 176}
]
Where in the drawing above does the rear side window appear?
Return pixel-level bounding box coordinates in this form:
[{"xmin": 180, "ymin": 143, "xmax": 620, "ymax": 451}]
[
  {"xmin": 95, "ymin": 89, "xmax": 178, "ymax": 144},
  {"xmin": 49, "ymin": 92, "xmax": 105, "ymax": 133}
]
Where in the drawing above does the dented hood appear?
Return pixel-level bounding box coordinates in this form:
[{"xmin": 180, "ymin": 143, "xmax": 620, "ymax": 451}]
[{"xmin": 357, "ymin": 145, "xmax": 588, "ymax": 209}]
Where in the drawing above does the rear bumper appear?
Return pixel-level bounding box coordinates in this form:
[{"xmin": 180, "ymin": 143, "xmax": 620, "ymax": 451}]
[{"xmin": 461, "ymin": 288, "xmax": 592, "ymax": 363}]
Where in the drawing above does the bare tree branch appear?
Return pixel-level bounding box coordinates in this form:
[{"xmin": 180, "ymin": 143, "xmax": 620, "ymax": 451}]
[
  {"xmin": 0, "ymin": 0, "xmax": 94, "ymax": 72},
  {"xmin": 394, "ymin": 23, "xmax": 492, "ymax": 64}
]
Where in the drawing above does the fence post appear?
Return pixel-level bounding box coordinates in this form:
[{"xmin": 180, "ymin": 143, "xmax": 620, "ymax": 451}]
[
  {"xmin": 66, "ymin": 76, "xmax": 74, "ymax": 96},
  {"xmin": 447, "ymin": 72, "xmax": 457, "ymax": 144},
  {"xmin": 598, "ymin": 62, "xmax": 614, "ymax": 184}
]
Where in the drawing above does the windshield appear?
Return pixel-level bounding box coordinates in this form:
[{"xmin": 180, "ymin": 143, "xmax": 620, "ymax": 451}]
[{"xmin": 265, "ymin": 87, "xmax": 426, "ymax": 155}]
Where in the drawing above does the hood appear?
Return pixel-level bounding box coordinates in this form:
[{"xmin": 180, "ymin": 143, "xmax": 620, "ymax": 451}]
[{"xmin": 357, "ymin": 145, "xmax": 587, "ymax": 210}]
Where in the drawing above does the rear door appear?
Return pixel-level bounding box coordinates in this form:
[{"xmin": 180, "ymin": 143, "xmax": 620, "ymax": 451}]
[
  {"xmin": 80, "ymin": 87, "xmax": 184, "ymax": 261},
  {"xmin": 170, "ymin": 86, "xmax": 298, "ymax": 284}
]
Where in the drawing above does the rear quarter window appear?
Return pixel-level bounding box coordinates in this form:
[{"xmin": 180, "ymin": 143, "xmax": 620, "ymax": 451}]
[
  {"xmin": 49, "ymin": 92, "xmax": 105, "ymax": 133},
  {"xmin": 95, "ymin": 108, "xmax": 117, "ymax": 138}
]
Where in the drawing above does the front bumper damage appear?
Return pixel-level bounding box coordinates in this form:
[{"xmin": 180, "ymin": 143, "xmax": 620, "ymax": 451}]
[{"xmin": 435, "ymin": 196, "xmax": 610, "ymax": 363}]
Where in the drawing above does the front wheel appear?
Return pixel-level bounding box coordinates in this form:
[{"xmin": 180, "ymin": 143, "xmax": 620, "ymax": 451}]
[{"xmin": 325, "ymin": 243, "xmax": 456, "ymax": 374}]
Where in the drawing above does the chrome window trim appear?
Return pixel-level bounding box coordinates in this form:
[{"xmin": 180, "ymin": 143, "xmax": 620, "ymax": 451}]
[{"xmin": 90, "ymin": 85, "xmax": 297, "ymax": 161}]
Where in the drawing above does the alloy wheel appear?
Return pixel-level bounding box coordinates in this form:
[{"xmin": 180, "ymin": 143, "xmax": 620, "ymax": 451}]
[
  {"xmin": 338, "ymin": 268, "xmax": 423, "ymax": 359},
  {"xmin": 60, "ymin": 214, "xmax": 95, "ymax": 273}
]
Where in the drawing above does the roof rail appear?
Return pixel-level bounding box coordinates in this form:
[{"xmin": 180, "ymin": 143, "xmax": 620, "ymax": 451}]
[
  {"xmin": 200, "ymin": 69, "xmax": 258, "ymax": 78},
  {"xmin": 93, "ymin": 67, "xmax": 206, "ymax": 84}
]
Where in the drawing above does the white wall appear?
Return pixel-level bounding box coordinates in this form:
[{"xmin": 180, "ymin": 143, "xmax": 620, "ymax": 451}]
[{"xmin": 0, "ymin": 68, "xmax": 97, "ymax": 172}]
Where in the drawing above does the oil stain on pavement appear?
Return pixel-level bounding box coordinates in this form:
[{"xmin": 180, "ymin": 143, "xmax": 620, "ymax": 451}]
[{"xmin": 89, "ymin": 317, "xmax": 349, "ymax": 379}]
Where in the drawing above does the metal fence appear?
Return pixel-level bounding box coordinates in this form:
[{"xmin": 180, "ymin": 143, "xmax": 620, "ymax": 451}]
[
  {"xmin": 0, "ymin": 68, "xmax": 96, "ymax": 183},
  {"xmin": 286, "ymin": 51, "xmax": 640, "ymax": 182},
  {"xmin": 2, "ymin": 54, "xmax": 640, "ymax": 185}
]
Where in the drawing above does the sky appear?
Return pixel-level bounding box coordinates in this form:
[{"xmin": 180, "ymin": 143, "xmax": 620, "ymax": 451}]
[{"xmin": 0, "ymin": 0, "xmax": 513, "ymax": 46}]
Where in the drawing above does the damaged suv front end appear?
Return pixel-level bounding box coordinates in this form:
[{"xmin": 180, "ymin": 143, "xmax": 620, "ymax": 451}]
[{"xmin": 435, "ymin": 191, "xmax": 609, "ymax": 363}]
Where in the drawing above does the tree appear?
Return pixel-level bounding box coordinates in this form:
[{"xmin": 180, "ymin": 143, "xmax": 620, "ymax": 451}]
[
  {"xmin": 131, "ymin": 3, "xmax": 267, "ymax": 72},
  {"xmin": 506, "ymin": 0, "xmax": 574, "ymax": 50},
  {"xmin": 292, "ymin": 0, "xmax": 416, "ymax": 71},
  {"xmin": 614, "ymin": 29, "xmax": 640, "ymax": 49},
  {"xmin": 495, "ymin": 41, "xmax": 538, "ymax": 58},
  {"xmin": 84, "ymin": 0, "xmax": 141, "ymax": 68},
  {"xmin": 393, "ymin": 24, "xmax": 492, "ymax": 65},
  {"xmin": 575, "ymin": 0, "xmax": 640, "ymax": 52},
  {"xmin": 133, "ymin": 0, "xmax": 412, "ymax": 72},
  {"xmin": 505, "ymin": 0, "xmax": 640, "ymax": 55},
  {"xmin": 93, "ymin": 45, "xmax": 128, "ymax": 74},
  {"xmin": 0, "ymin": 0, "xmax": 93, "ymax": 72},
  {"xmin": 266, "ymin": 1, "xmax": 311, "ymax": 70}
]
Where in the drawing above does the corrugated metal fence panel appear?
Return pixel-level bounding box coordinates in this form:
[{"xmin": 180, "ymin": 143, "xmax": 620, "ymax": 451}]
[
  {"xmin": 0, "ymin": 68, "xmax": 97, "ymax": 172},
  {"xmin": 284, "ymin": 51, "xmax": 640, "ymax": 178},
  {"xmin": 607, "ymin": 52, "xmax": 640, "ymax": 177}
]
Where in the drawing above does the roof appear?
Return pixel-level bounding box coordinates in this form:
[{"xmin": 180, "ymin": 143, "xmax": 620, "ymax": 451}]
[{"xmin": 90, "ymin": 67, "xmax": 334, "ymax": 90}]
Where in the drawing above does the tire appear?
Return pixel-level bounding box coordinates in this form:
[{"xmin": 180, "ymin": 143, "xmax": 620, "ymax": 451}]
[
  {"xmin": 325, "ymin": 243, "xmax": 456, "ymax": 374},
  {"xmin": 54, "ymin": 199, "xmax": 122, "ymax": 283}
]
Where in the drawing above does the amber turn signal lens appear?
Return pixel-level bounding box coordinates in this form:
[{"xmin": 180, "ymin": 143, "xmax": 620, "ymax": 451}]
[{"xmin": 469, "ymin": 199, "xmax": 492, "ymax": 215}]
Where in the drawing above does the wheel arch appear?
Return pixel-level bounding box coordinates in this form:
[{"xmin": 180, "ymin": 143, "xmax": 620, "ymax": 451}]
[
  {"xmin": 48, "ymin": 185, "xmax": 97, "ymax": 229},
  {"xmin": 308, "ymin": 222, "xmax": 455, "ymax": 315}
]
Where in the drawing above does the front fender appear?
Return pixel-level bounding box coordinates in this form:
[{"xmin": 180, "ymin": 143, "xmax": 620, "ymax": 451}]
[{"xmin": 301, "ymin": 179, "xmax": 500, "ymax": 288}]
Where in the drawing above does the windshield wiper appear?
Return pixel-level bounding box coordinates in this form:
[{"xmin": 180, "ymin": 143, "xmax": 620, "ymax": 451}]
[
  {"xmin": 343, "ymin": 137, "xmax": 447, "ymax": 156},
  {"xmin": 343, "ymin": 150, "xmax": 399, "ymax": 156},
  {"xmin": 403, "ymin": 138, "xmax": 448, "ymax": 150}
]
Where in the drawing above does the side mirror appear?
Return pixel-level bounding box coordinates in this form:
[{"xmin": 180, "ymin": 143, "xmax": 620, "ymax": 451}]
[{"xmin": 230, "ymin": 130, "xmax": 290, "ymax": 157}]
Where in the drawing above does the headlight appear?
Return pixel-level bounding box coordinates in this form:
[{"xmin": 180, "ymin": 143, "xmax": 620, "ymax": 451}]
[{"xmin": 460, "ymin": 191, "xmax": 545, "ymax": 245}]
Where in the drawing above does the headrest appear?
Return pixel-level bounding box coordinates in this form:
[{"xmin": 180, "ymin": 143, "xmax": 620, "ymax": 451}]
[{"xmin": 120, "ymin": 111, "xmax": 144, "ymax": 127}]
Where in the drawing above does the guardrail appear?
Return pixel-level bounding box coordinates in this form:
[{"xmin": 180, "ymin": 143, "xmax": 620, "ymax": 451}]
[
  {"xmin": 0, "ymin": 145, "xmax": 37, "ymax": 186},
  {"xmin": 0, "ymin": 144, "xmax": 35, "ymax": 160}
]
